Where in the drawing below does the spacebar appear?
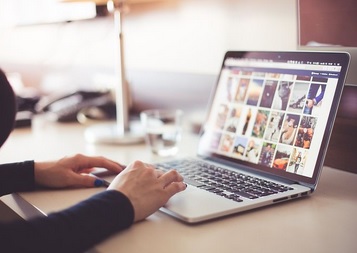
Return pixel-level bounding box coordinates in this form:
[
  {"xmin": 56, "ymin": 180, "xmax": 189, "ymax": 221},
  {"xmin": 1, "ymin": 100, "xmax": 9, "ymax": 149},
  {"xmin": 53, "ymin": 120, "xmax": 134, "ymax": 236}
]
[
  {"xmin": 232, "ymin": 190, "xmax": 259, "ymax": 199},
  {"xmin": 184, "ymin": 178, "xmax": 205, "ymax": 187}
]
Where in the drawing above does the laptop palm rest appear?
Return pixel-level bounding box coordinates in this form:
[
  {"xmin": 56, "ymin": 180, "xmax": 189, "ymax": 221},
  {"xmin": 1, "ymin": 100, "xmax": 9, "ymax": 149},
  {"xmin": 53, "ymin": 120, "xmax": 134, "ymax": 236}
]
[
  {"xmin": 161, "ymin": 183, "xmax": 309, "ymax": 223},
  {"xmin": 161, "ymin": 186, "xmax": 241, "ymax": 223}
]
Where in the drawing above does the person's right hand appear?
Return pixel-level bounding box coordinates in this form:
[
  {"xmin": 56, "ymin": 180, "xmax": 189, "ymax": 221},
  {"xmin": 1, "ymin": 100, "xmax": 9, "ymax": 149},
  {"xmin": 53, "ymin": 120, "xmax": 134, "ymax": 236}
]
[{"xmin": 107, "ymin": 160, "xmax": 186, "ymax": 222}]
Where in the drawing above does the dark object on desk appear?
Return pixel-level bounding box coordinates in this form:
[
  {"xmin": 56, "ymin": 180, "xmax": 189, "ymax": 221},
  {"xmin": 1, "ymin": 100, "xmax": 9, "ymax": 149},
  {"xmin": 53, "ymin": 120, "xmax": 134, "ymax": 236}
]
[
  {"xmin": 14, "ymin": 111, "xmax": 33, "ymax": 128},
  {"xmin": 324, "ymin": 85, "xmax": 357, "ymax": 173},
  {"xmin": 16, "ymin": 95, "xmax": 40, "ymax": 113},
  {"xmin": 36, "ymin": 90, "xmax": 115, "ymax": 122},
  {"xmin": 14, "ymin": 95, "xmax": 40, "ymax": 128}
]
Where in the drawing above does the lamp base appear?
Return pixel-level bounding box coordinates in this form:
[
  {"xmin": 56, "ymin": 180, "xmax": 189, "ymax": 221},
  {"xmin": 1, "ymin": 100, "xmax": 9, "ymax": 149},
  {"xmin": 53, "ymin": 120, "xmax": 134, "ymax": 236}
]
[{"xmin": 84, "ymin": 121, "xmax": 145, "ymax": 145}]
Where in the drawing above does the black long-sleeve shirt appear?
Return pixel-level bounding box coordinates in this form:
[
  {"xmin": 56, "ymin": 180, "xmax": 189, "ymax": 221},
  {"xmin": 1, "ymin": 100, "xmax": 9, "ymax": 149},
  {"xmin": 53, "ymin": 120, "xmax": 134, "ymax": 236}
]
[{"xmin": 0, "ymin": 161, "xmax": 135, "ymax": 253}]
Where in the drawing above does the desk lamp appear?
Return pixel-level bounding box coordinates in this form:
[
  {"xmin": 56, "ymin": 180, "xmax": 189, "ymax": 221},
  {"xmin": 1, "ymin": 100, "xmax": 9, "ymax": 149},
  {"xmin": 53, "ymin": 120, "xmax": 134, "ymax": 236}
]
[{"xmin": 62, "ymin": 0, "xmax": 150, "ymax": 144}]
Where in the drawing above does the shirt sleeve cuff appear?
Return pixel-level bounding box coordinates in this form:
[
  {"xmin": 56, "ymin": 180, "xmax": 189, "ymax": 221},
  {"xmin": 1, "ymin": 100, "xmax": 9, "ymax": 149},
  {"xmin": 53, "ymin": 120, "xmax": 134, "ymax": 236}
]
[{"xmin": 0, "ymin": 160, "xmax": 35, "ymax": 196}]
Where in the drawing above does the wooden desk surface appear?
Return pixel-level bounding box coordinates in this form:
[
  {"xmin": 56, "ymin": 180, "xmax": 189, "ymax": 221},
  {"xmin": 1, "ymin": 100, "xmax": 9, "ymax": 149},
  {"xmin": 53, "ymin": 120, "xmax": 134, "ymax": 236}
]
[{"xmin": 1, "ymin": 117, "xmax": 357, "ymax": 253}]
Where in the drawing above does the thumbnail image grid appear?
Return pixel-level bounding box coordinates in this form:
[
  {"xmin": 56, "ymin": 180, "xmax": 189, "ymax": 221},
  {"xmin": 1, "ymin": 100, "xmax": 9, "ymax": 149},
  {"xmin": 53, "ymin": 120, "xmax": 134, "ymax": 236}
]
[{"xmin": 210, "ymin": 69, "xmax": 326, "ymax": 176}]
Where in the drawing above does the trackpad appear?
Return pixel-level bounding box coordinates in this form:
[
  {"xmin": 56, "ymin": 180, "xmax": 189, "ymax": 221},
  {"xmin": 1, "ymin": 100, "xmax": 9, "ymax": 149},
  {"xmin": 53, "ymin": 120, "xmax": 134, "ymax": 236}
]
[{"xmin": 161, "ymin": 185, "xmax": 240, "ymax": 222}]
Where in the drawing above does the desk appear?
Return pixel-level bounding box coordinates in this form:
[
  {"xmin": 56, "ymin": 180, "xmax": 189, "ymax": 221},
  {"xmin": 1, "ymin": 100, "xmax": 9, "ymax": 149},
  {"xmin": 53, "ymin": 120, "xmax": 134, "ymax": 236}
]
[{"xmin": 1, "ymin": 117, "xmax": 357, "ymax": 253}]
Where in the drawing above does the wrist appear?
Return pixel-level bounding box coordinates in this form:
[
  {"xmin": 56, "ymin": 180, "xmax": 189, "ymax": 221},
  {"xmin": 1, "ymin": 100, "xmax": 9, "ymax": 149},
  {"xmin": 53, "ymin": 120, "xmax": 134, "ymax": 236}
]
[{"xmin": 34, "ymin": 161, "xmax": 52, "ymax": 186}]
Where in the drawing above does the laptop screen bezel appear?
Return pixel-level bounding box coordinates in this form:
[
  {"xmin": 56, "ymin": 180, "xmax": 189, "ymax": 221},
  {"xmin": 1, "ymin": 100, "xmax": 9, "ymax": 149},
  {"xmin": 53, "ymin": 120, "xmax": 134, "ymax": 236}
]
[{"xmin": 197, "ymin": 50, "xmax": 350, "ymax": 188}]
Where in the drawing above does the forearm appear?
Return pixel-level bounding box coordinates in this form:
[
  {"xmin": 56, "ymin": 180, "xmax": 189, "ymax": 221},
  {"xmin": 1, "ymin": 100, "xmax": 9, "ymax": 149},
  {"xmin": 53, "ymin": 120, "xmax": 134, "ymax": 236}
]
[
  {"xmin": 0, "ymin": 190, "xmax": 134, "ymax": 253},
  {"xmin": 0, "ymin": 160, "xmax": 35, "ymax": 196}
]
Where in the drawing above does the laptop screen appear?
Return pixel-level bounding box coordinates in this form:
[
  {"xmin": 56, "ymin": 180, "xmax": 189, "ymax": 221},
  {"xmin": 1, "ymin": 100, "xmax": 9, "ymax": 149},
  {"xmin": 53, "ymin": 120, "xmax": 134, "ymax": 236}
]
[{"xmin": 198, "ymin": 51, "xmax": 350, "ymax": 186}]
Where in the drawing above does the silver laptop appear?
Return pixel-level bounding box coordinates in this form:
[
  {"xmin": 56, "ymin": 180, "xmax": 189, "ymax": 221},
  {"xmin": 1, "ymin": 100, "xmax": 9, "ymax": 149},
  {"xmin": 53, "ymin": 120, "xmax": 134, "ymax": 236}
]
[{"xmin": 156, "ymin": 51, "xmax": 350, "ymax": 223}]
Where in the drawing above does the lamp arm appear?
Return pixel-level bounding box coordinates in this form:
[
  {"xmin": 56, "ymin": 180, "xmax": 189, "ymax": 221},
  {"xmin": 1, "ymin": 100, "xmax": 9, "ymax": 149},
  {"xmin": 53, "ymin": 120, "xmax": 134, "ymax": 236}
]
[{"xmin": 113, "ymin": 1, "xmax": 130, "ymax": 134}]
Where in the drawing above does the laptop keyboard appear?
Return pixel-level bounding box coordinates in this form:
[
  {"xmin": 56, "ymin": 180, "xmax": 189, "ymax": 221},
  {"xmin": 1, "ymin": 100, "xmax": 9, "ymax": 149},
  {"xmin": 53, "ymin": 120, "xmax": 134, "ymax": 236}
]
[{"xmin": 156, "ymin": 159, "xmax": 294, "ymax": 203}]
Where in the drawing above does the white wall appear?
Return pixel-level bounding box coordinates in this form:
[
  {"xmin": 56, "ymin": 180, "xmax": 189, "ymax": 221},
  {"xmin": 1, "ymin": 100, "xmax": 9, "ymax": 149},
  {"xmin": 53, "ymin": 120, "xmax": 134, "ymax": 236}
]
[
  {"xmin": 0, "ymin": 0, "xmax": 298, "ymax": 89},
  {"xmin": 125, "ymin": 0, "xmax": 298, "ymax": 74}
]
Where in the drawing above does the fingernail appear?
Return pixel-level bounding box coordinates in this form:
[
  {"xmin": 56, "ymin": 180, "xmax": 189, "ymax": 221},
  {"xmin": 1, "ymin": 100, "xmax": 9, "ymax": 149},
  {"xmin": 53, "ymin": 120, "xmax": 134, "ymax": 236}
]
[{"xmin": 94, "ymin": 178, "xmax": 104, "ymax": 187}]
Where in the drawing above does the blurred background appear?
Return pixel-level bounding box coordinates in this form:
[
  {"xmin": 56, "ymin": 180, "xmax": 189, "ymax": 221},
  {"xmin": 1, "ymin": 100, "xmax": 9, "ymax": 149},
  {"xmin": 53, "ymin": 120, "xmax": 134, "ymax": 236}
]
[
  {"xmin": 0, "ymin": 0, "xmax": 356, "ymax": 171},
  {"xmin": 0, "ymin": 0, "xmax": 299, "ymax": 100}
]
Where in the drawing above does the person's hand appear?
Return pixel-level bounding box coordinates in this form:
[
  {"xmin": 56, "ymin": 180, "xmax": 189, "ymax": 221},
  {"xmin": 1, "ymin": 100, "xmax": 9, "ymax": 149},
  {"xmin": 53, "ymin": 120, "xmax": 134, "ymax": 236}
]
[
  {"xmin": 107, "ymin": 160, "xmax": 186, "ymax": 222},
  {"xmin": 34, "ymin": 154, "xmax": 125, "ymax": 188}
]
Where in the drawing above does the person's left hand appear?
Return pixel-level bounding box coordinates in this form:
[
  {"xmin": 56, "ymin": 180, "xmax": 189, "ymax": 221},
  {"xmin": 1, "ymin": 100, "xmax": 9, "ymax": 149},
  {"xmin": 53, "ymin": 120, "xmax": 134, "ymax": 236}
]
[{"xmin": 34, "ymin": 154, "xmax": 125, "ymax": 188}]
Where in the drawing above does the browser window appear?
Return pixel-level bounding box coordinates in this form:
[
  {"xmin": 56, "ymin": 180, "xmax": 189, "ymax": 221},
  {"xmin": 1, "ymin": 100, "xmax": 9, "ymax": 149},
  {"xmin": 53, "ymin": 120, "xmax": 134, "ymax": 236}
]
[{"xmin": 200, "ymin": 53, "xmax": 345, "ymax": 179}]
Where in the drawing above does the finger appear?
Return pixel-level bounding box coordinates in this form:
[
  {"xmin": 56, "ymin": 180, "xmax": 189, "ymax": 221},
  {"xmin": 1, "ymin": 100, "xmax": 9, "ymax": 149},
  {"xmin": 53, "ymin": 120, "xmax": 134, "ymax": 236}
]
[
  {"xmin": 158, "ymin": 170, "xmax": 184, "ymax": 188},
  {"xmin": 91, "ymin": 157, "xmax": 125, "ymax": 173},
  {"xmin": 164, "ymin": 181, "xmax": 187, "ymax": 197},
  {"xmin": 74, "ymin": 155, "xmax": 124, "ymax": 174},
  {"xmin": 143, "ymin": 162, "xmax": 156, "ymax": 170},
  {"xmin": 78, "ymin": 168, "xmax": 95, "ymax": 174},
  {"xmin": 155, "ymin": 169, "xmax": 165, "ymax": 178},
  {"xmin": 139, "ymin": 162, "xmax": 163, "ymax": 178},
  {"xmin": 69, "ymin": 173, "xmax": 102, "ymax": 188}
]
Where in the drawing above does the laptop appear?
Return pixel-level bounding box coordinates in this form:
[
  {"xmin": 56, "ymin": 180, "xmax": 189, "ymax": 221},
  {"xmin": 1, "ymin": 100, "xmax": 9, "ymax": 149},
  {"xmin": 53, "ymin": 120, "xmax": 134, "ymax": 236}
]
[{"xmin": 156, "ymin": 50, "xmax": 350, "ymax": 223}]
